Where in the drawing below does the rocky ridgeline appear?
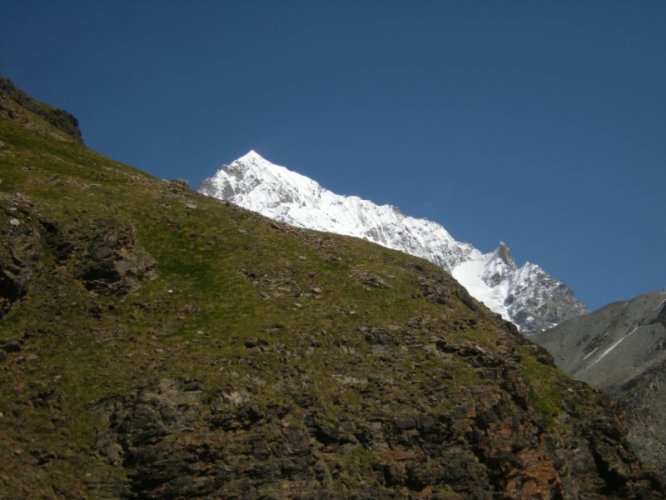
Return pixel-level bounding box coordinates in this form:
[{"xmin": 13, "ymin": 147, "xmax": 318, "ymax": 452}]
[{"xmin": 0, "ymin": 77, "xmax": 83, "ymax": 144}]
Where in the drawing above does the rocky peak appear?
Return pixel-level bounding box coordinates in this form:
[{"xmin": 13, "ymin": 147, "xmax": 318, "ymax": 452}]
[
  {"xmin": 494, "ymin": 241, "xmax": 516, "ymax": 269},
  {"xmin": 236, "ymin": 149, "xmax": 267, "ymax": 165}
]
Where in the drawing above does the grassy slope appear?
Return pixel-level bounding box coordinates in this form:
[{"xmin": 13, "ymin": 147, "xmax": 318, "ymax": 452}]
[
  {"xmin": 0, "ymin": 101, "xmax": 661, "ymax": 497},
  {"xmin": 0, "ymin": 119, "xmax": 479, "ymax": 491}
]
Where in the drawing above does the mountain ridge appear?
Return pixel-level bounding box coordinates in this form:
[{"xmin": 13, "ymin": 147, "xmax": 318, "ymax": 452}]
[
  {"xmin": 200, "ymin": 151, "xmax": 588, "ymax": 333},
  {"xmin": 1, "ymin": 78, "xmax": 662, "ymax": 497}
]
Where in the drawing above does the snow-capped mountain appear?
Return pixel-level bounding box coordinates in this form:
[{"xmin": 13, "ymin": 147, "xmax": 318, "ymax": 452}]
[{"xmin": 200, "ymin": 151, "xmax": 587, "ymax": 332}]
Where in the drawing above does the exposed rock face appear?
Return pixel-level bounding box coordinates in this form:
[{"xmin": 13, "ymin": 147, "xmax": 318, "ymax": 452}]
[
  {"xmin": 0, "ymin": 76, "xmax": 83, "ymax": 144},
  {"xmin": 534, "ymin": 290, "xmax": 666, "ymax": 480},
  {"xmin": 0, "ymin": 193, "xmax": 43, "ymax": 317},
  {"xmin": 75, "ymin": 221, "xmax": 156, "ymax": 296},
  {"xmin": 92, "ymin": 357, "xmax": 664, "ymax": 499},
  {"xmin": 508, "ymin": 262, "xmax": 588, "ymax": 334},
  {"xmin": 0, "ymin": 192, "xmax": 156, "ymax": 315}
]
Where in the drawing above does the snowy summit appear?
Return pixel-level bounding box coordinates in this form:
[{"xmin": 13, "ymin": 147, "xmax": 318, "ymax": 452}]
[{"xmin": 200, "ymin": 151, "xmax": 587, "ymax": 333}]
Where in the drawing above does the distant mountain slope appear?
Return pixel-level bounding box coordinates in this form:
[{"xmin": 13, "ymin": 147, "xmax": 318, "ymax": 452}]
[
  {"xmin": 200, "ymin": 151, "xmax": 587, "ymax": 333},
  {"xmin": 535, "ymin": 290, "xmax": 666, "ymax": 479},
  {"xmin": 1, "ymin": 78, "xmax": 662, "ymax": 497}
]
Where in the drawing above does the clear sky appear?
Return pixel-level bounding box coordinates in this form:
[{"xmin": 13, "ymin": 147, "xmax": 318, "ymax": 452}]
[{"xmin": 2, "ymin": 1, "xmax": 665, "ymax": 311}]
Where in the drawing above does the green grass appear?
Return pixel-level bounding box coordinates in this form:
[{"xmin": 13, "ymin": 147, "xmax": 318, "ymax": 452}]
[
  {"xmin": 0, "ymin": 101, "xmax": 645, "ymax": 498},
  {"xmin": 518, "ymin": 345, "xmax": 566, "ymax": 427}
]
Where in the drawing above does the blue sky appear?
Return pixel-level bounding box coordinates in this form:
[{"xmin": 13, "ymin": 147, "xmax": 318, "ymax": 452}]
[{"xmin": 2, "ymin": 1, "xmax": 665, "ymax": 311}]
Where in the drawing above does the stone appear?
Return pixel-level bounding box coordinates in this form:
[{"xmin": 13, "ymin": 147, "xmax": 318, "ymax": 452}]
[
  {"xmin": 365, "ymin": 328, "xmax": 395, "ymax": 346},
  {"xmin": 1, "ymin": 340, "xmax": 21, "ymax": 353},
  {"xmin": 75, "ymin": 221, "xmax": 156, "ymax": 296},
  {"xmin": 244, "ymin": 337, "xmax": 268, "ymax": 348}
]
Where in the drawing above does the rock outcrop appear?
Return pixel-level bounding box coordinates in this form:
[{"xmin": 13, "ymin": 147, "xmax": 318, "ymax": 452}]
[
  {"xmin": 0, "ymin": 77, "xmax": 83, "ymax": 144},
  {"xmin": 0, "ymin": 193, "xmax": 42, "ymax": 317},
  {"xmin": 74, "ymin": 220, "xmax": 156, "ymax": 296}
]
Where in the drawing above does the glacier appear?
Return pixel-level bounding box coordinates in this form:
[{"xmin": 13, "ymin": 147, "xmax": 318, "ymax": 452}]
[{"xmin": 200, "ymin": 150, "xmax": 587, "ymax": 333}]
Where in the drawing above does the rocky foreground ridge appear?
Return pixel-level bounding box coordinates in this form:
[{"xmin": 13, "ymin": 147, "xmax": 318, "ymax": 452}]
[
  {"xmin": 0, "ymin": 78, "xmax": 663, "ymax": 497},
  {"xmin": 200, "ymin": 151, "xmax": 587, "ymax": 334}
]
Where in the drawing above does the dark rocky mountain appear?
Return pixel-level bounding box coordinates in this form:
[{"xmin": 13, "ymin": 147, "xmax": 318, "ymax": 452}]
[
  {"xmin": 0, "ymin": 77, "xmax": 663, "ymax": 497},
  {"xmin": 534, "ymin": 290, "xmax": 666, "ymax": 480}
]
